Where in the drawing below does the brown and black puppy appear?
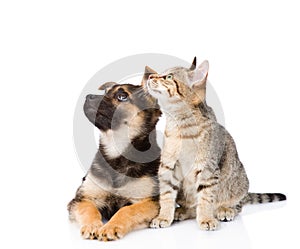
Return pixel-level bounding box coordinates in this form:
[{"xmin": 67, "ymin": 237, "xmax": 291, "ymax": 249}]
[{"xmin": 68, "ymin": 73, "xmax": 161, "ymax": 241}]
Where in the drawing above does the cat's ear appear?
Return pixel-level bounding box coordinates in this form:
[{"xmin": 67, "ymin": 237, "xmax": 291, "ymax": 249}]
[
  {"xmin": 141, "ymin": 66, "xmax": 157, "ymax": 86},
  {"xmin": 189, "ymin": 56, "xmax": 197, "ymax": 70},
  {"xmin": 98, "ymin": 81, "xmax": 117, "ymax": 93},
  {"xmin": 190, "ymin": 60, "xmax": 209, "ymax": 103},
  {"xmin": 190, "ymin": 60, "xmax": 209, "ymax": 89}
]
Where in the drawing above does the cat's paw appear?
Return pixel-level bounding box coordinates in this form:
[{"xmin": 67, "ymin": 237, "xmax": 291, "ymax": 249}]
[
  {"xmin": 174, "ymin": 207, "xmax": 193, "ymax": 221},
  {"xmin": 80, "ymin": 222, "xmax": 103, "ymax": 239},
  {"xmin": 198, "ymin": 218, "xmax": 219, "ymax": 231},
  {"xmin": 150, "ymin": 216, "xmax": 173, "ymax": 228},
  {"xmin": 216, "ymin": 207, "xmax": 236, "ymax": 222},
  {"xmin": 174, "ymin": 207, "xmax": 186, "ymax": 221},
  {"xmin": 96, "ymin": 223, "xmax": 127, "ymax": 241}
]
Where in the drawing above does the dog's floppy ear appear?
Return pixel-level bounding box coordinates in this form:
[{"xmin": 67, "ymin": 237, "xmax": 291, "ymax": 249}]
[
  {"xmin": 98, "ymin": 81, "xmax": 117, "ymax": 93},
  {"xmin": 141, "ymin": 66, "xmax": 157, "ymax": 86}
]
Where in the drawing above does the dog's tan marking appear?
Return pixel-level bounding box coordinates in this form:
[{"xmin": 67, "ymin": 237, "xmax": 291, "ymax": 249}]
[
  {"xmin": 73, "ymin": 199, "xmax": 103, "ymax": 239},
  {"xmin": 116, "ymin": 176, "xmax": 156, "ymax": 200},
  {"xmin": 96, "ymin": 198, "xmax": 159, "ymax": 241}
]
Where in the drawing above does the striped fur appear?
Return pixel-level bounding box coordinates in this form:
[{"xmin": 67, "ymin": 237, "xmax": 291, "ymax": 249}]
[
  {"xmin": 242, "ymin": 193, "xmax": 286, "ymax": 205},
  {"xmin": 161, "ymin": 57, "xmax": 217, "ymax": 121},
  {"xmin": 147, "ymin": 60, "xmax": 286, "ymax": 231}
]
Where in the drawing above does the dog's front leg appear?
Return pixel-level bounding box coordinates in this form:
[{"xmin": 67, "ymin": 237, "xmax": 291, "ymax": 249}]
[
  {"xmin": 70, "ymin": 199, "xmax": 103, "ymax": 239},
  {"xmin": 96, "ymin": 198, "xmax": 159, "ymax": 241}
]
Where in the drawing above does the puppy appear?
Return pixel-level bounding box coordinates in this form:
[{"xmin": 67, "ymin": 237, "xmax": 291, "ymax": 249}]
[{"xmin": 68, "ymin": 70, "xmax": 161, "ymax": 241}]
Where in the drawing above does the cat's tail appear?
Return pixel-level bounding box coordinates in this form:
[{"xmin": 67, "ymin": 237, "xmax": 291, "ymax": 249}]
[{"xmin": 241, "ymin": 192, "xmax": 286, "ymax": 205}]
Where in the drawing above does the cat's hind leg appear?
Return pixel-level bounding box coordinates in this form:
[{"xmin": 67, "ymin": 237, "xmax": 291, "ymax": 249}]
[
  {"xmin": 215, "ymin": 206, "xmax": 237, "ymax": 222},
  {"xmin": 215, "ymin": 203, "xmax": 242, "ymax": 222}
]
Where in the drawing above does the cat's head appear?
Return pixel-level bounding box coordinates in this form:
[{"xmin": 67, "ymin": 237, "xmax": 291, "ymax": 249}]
[
  {"xmin": 141, "ymin": 57, "xmax": 197, "ymax": 87},
  {"xmin": 146, "ymin": 60, "xmax": 209, "ymax": 107},
  {"xmin": 161, "ymin": 56, "xmax": 197, "ymax": 85}
]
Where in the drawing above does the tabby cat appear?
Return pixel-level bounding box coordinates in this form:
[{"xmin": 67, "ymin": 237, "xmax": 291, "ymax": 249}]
[
  {"xmin": 146, "ymin": 60, "xmax": 286, "ymax": 230},
  {"xmin": 162, "ymin": 57, "xmax": 217, "ymax": 122}
]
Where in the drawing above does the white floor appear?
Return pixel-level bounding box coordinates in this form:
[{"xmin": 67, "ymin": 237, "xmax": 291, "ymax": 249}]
[{"xmin": 63, "ymin": 200, "xmax": 294, "ymax": 249}]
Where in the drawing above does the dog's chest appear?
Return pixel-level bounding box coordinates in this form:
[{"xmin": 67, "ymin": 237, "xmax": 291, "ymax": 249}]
[{"xmin": 113, "ymin": 176, "xmax": 156, "ymax": 202}]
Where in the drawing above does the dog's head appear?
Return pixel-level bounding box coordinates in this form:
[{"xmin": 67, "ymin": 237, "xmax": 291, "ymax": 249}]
[{"xmin": 84, "ymin": 82, "xmax": 161, "ymax": 136}]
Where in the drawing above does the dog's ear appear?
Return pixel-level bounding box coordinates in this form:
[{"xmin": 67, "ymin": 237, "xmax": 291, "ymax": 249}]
[
  {"xmin": 141, "ymin": 66, "xmax": 157, "ymax": 86},
  {"xmin": 98, "ymin": 81, "xmax": 117, "ymax": 93}
]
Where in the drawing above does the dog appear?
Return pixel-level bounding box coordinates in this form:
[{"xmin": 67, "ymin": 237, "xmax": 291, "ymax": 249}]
[{"xmin": 68, "ymin": 68, "xmax": 162, "ymax": 241}]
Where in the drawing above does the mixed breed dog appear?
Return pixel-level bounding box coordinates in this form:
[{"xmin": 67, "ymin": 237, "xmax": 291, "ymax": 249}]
[{"xmin": 68, "ymin": 57, "xmax": 286, "ymax": 241}]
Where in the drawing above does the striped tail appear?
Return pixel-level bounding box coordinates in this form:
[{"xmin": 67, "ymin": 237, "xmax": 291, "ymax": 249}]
[{"xmin": 241, "ymin": 192, "xmax": 286, "ymax": 205}]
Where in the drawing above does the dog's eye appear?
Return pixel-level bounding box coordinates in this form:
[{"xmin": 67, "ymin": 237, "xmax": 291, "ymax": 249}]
[
  {"xmin": 166, "ymin": 74, "xmax": 173, "ymax": 80},
  {"xmin": 116, "ymin": 92, "xmax": 128, "ymax": 102}
]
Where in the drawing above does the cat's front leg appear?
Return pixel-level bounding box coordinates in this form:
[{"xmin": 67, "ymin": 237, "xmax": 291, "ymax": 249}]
[
  {"xmin": 150, "ymin": 161, "xmax": 180, "ymax": 228},
  {"xmin": 196, "ymin": 168, "xmax": 220, "ymax": 231}
]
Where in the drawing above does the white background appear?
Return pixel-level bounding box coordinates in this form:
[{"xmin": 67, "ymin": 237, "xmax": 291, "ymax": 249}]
[{"xmin": 0, "ymin": 1, "xmax": 299, "ymax": 248}]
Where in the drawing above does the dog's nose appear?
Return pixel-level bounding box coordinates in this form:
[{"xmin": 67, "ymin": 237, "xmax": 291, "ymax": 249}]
[{"xmin": 86, "ymin": 94, "xmax": 96, "ymax": 100}]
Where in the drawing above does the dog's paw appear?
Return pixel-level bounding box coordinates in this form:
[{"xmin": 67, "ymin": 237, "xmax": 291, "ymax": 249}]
[
  {"xmin": 216, "ymin": 207, "xmax": 236, "ymax": 222},
  {"xmin": 80, "ymin": 222, "xmax": 103, "ymax": 240},
  {"xmin": 198, "ymin": 218, "xmax": 219, "ymax": 231},
  {"xmin": 96, "ymin": 224, "xmax": 127, "ymax": 241},
  {"xmin": 150, "ymin": 216, "xmax": 173, "ymax": 228}
]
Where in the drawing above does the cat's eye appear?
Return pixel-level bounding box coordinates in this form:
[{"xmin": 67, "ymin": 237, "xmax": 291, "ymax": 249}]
[
  {"xmin": 116, "ymin": 92, "xmax": 128, "ymax": 102},
  {"xmin": 166, "ymin": 74, "xmax": 173, "ymax": 80}
]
